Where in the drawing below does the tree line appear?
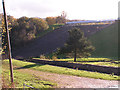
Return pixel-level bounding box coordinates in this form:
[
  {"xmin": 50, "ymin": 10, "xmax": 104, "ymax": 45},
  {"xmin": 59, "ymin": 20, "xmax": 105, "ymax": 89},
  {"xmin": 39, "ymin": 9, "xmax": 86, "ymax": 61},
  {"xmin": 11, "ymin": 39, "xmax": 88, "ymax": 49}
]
[
  {"xmin": 2, "ymin": 13, "xmax": 95, "ymax": 60},
  {"xmin": 46, "ymin": 11, "xmax": 67, "ymax": 25},
  {"xmin": 1, "ymin": 13, "xmax": 67, "ymax": 55}
]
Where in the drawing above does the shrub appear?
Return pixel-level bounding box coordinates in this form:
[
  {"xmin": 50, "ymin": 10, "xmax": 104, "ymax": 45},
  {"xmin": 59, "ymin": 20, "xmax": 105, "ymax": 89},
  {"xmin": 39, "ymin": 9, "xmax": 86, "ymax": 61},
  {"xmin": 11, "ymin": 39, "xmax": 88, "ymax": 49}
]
[
  {"xmin": 40, "ymin": 54, "xmax": 46, "ymax": 59},
  {"xmin": 52, "ymin": 56, "xmax": 58, "ymax": 61}
]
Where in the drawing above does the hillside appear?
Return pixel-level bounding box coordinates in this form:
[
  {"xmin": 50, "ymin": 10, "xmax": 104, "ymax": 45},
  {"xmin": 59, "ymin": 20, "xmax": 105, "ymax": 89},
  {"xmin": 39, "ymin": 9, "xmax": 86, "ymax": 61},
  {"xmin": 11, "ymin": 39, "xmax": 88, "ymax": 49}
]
[
  {"xmin": 89, "ymin": 21, "xmax": 118, "ymax": 58},
  {"xmin": 12, "ymin": 24, "xmax": 111, "ymax": 58}
]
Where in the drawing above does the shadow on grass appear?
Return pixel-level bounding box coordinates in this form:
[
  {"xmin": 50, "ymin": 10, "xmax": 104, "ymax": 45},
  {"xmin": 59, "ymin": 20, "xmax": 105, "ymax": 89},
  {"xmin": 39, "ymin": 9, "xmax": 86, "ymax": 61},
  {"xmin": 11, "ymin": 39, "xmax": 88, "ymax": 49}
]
[{"xmin": 15, "ymin": 64, "xmax": 43, "ymax": 69}]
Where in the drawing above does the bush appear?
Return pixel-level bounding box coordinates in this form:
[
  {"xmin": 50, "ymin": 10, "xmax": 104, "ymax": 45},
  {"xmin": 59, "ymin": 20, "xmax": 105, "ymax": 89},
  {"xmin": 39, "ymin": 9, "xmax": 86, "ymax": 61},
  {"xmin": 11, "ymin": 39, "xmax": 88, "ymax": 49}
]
[
  {"xmin": 40, "ymin": 54, "xmax": 46, "ymax": 59},
  {"xmin": 52, "ymin": 56, "xmax": 58, "ymax": 61}
]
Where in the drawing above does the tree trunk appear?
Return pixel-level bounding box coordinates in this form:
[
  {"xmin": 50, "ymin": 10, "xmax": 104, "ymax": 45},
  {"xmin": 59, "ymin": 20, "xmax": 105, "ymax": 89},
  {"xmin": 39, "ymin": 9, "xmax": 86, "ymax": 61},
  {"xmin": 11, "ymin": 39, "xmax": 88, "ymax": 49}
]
[{"xmin": 74, "ymin": 48, "xmax": 77, "ymax": 62}]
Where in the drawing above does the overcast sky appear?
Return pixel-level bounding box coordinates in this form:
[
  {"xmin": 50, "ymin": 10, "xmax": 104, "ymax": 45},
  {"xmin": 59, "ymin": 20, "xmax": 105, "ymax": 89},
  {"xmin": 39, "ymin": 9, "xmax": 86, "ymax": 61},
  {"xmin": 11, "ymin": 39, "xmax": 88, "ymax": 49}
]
[{"xmin": 0, "ymin": 0, "xmax": 120, "ymax": 20}]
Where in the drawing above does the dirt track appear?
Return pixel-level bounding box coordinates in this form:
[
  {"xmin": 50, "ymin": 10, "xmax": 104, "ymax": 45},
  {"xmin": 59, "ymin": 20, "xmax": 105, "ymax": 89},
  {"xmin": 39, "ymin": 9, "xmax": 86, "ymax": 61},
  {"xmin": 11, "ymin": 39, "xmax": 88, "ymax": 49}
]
[{"xmin": 18, "ymin": 69, "xmax": 118, "ymax": 88}]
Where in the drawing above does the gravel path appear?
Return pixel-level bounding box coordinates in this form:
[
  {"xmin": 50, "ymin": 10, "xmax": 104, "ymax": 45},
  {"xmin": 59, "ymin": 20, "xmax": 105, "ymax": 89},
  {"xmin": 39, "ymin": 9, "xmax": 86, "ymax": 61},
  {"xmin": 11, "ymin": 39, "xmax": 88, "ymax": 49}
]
[{"xmin": 17, "ymin": 69, "xmax": 118, "ymax": 88}]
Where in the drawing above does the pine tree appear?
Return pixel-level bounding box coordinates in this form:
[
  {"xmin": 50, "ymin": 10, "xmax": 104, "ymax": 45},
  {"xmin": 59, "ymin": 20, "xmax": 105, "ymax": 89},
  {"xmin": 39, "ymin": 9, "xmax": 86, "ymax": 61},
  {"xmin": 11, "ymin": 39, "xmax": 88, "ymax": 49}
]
[{"xmin": 58, "ymin": 27, "xmax": 95, "ymax": 62}]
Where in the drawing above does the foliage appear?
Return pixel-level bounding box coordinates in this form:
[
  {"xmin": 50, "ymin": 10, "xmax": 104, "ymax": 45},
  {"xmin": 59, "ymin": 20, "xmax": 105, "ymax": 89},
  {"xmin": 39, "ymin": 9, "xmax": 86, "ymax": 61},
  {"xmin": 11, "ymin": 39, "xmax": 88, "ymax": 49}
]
[
  {"xmin": 29, "ymin": 17, "xmax": 49, "ymax": 32},
  {"xmin": 46, "ymin": 17, "xmax": 56, "ymax": 25},
  {"xmin": 52, "ymin": 55, "xmax": 58, "ymax": 61},
  {"xmin": 46, "ymin": 11, "xmax": 67, "ymax": 25},
  {"xmin": 10, "ymin": 16, "xmax": 49, "ymax": 46},
  {"xmin": 1, "ymin": 15, "xmax": 15, "ymax": 56},
  {"xmin": 46, "ymin": 16, "xmax": 66, "ymax": 25},
  {"xmin": 56, "ymin": 11, "xmax": 66, "ymax": 24},
  {"xmin": 58, "ymin": 27, "xmax": 95, "ymax": 62},
  {"xmin": 1, "ymin": 15, "xmax": 7, "ymax": 55},
  {"xmin": 2, "ymin": 15, "xmax": 49, "ymax": 50},
  {"xmin": 40, "ymin": 54, "xmax": 46, "ymax": 59},
  {"xmin": 2, "ymin": 14, "xmax": 66, "ymax": 56},
  {"xmin": 2, "ymin": 15, "xmax": 49, "ymax": 56},
  {"xmin": 56, "ymin": 16, "xmax": 66, "ymax": 24}
]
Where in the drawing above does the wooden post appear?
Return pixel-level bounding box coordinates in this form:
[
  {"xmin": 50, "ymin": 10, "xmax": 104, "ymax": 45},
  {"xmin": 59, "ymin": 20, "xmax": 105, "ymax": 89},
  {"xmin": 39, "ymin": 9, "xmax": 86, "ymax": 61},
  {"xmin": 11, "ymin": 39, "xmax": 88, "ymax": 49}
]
[
  {"xmin": 2, "ymin": 0, "xmax": 14, "ymax": 83},
  {"xmin": 74, "ymin": 48, "xmax": 77, "ymax": 62}
]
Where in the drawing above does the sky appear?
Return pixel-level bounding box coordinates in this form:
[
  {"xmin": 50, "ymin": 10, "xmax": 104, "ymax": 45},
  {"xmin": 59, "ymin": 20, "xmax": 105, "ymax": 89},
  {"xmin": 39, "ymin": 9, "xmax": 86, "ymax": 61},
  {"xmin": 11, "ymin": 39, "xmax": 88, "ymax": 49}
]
[{"xmin": 0, "ymin": 0, "xmax": 120, "ymax": 20}]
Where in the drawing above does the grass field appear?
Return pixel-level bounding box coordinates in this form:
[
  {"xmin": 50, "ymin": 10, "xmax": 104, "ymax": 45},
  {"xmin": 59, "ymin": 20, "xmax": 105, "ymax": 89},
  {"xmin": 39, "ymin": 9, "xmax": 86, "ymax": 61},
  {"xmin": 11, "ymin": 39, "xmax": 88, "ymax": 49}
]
[
  {"xmin": 2, "ymin": 60, "xmax": 57, "ymax": 88},
  {"xmin": 2, "ymin": 59, "xmax": 119, "ymax": 81},
  {"xmin": 88, "ymin": 22, "xmax": 118, "ymax": 58},
  {"xmin": 34, "ymin": 57, "xmax": 119, "ymax": 67},
  {"xmin": 58, "ymin": 58, "xmax": 119, "ymax": 67},
  {"xmin": 36, "ymin": 24, "xmax": 64, "ymax": 38}
]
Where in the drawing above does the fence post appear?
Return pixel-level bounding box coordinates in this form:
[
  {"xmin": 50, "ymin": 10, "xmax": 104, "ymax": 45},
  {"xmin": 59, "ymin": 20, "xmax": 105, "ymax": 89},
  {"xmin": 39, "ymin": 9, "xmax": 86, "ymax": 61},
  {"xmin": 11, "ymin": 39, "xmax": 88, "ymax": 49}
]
[
  {"xmin": 2, "ymin": 0, "xmax": 14, "ymax": 83},
  {"xmin": 23, "ymin": 83, "xmax": 25, "ymax": 90}
]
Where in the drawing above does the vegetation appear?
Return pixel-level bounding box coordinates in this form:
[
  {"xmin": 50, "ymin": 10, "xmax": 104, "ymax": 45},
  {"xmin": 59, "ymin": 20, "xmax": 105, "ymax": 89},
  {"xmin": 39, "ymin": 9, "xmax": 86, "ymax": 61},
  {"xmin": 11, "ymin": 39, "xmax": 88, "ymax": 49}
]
[
  {"xmin": 3, "ymin": 59, "xmax": 119, "ymax": 80},
  {"xmin": 10, "ymin": 16, "xmax": 49, "ymax": 46},
  {"xmin": 2, "ymin": 15, "xmax": 64, "ymax": 57},
  {"xmin": 1, "ymin": 15, "xmax": 12, "ymax": 55},
  {"xmin": 2, "ymin": 60, "xmax": 56, "ymax": 88},
  {"xmin": 46, "ymin": 11, "xmax": 67, "ymax": 25},
  {"xmin": 2, "ymin": 15, "xmax": 49, "ymax": 57},
  {"xmin": 57, "ymin": 28, "xmax": 95, "ymax": 62},
  {"xmin": 89, "ymin": 22, "xmax": 118, "ymax": 58},
  {"xmin": 36, "ymin": 24, "xmax": 64, "ymax": 38},
  {"xmin": 46, "ymin": 17, "xmax": 56, "ymax": 25},
  {"xmin": 33, "ymin": 57, "xmax": 119, "ymax": 67}
]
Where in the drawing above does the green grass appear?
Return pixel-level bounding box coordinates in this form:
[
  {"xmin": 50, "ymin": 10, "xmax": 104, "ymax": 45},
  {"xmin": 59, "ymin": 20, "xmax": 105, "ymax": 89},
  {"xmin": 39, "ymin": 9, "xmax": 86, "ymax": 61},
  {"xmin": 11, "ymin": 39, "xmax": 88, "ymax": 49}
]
[
  {"xmin": 33, "ymin": 57, "xmax": 119, "ymax": 67},
  {"xmin": 36, "ymin": 24, "xmax": 64, "ymax": 38},
  {"xmin": 2, "ymin": 61, "xmax": 57, "ymax": 88},
  {"xmin": 61, "ymin": 58, "xmax": 119, "ymax": 67},
  {"xmin": 3, "ymin": 59, "xmax": 119, "ymax": 81},
  {"xmin": 49, "ymin": 24, "xmax": 64, "ymax": 30},
  {"xmin": 88, "ymin": 22, "xmax": 118, "ymax": 58}
]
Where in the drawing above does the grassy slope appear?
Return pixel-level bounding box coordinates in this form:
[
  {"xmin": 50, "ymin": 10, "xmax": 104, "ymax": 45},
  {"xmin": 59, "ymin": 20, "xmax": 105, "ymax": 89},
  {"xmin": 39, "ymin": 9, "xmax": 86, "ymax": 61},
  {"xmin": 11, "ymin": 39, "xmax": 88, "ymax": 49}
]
[
  {"xmin": 36, "ymin": 24, "xmax": 63, "ymax": 38},
  {"xmin": 3, "ymin": 59, "xmax": 119, "ymax": 81},
  {"xmin": 89, "ymin": 22, "xmax": 118, "ymax": 58}
]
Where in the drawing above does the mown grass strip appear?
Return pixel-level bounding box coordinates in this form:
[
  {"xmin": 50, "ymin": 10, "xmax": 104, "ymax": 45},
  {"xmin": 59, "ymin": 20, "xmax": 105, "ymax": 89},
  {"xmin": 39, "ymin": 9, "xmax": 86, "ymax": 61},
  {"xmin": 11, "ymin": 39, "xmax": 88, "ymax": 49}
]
[
  {"xmin": 33, "ymin": 58, "xmax": 119, "ymax": 67},
  {"xmin": 3, "ymin": 59, "xmax": 119, "ymax": 81}
]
